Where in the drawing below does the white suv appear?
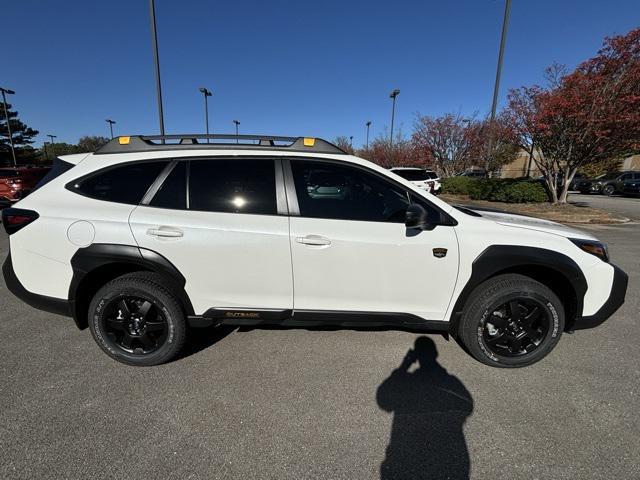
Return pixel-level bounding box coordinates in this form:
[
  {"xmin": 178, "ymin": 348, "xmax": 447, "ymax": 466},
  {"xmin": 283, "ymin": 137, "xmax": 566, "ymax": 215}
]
[
  {"xmin": 3, "ymin": 135, "xmax": 627, "ymax": 367},
  {"xmin": 389, "ymin": 167, "xmax": 441, "ymax": 194}
]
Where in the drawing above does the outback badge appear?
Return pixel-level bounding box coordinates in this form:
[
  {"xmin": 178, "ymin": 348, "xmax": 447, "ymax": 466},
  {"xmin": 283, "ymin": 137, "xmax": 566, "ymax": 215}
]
[{"xmin": 433, "ymin": 248, "xmax": 448, "ymax": 258}]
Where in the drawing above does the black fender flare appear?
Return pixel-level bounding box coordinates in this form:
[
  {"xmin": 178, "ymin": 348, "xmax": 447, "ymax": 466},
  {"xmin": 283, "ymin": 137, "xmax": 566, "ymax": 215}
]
[
  {"xmin": 69, "ymin": 244, "xmax": 194, "ymax": 329},
  {"xmin": 448, "ymin": 245, "xmax": 587, "ymax": 333}
]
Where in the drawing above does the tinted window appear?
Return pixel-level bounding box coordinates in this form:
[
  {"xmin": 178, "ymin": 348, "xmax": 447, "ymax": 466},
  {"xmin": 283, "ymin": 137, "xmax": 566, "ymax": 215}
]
[
  {"xmin": 150, "ymin": 161, "xmax": 187, "ymax": 210},
  {"xmin": 291, "ymin": 160, "xmax": 412, "ymax": 222},
  {"xmin": 189, "ymin": 159, "xmax": 277, "ymax": 215},
  {"xmin": 73, "ymin": 161, "xmax": 167, "ymax": 204},
  {"xmin": 392, "ymin": 169, "xmax": 429, "ymax": 181}
]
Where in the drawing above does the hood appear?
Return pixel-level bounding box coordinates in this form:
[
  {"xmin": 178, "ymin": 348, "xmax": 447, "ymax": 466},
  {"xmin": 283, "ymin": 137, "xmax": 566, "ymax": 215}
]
[{"xmin": 470, "ymin": 208, "xmax": 597, "ymax": 240}]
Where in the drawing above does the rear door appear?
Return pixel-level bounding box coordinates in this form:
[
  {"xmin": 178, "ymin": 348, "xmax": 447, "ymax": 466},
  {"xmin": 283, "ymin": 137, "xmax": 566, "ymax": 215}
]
[
  {"xmin": 129, "ymin": 157, "xmax": 293, "ymax": 315},
  {"xmin": 286, "ymin": 159, "xmax": 459, "ymax": 321}
]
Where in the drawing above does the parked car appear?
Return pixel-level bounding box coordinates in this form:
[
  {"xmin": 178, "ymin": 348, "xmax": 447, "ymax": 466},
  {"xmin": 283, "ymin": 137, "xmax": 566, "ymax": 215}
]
[
  {"xmin": 389, "ymin": 167, "xmax": 441, "ymax": 194},
  {"xmin": 458, "ymin": 170, "xmax": 485, "ymax": 178},
  {"xmin": 622, "ymin": 178, "xmax": 640, "ymax": 196},
  {"xmin": 0, "ymin": 166, "xmax": 50, "ymax": 205},
  {"xmin": 576, "ymin": 171, "xmax": 640, "ymax": 196},
  {"xmin": 568, "ymin": 173, "xmax": 586, "ymax": 191},
  {"xmin": 3, "ymin": 134, "xmax": 627, "ymax": 368}
]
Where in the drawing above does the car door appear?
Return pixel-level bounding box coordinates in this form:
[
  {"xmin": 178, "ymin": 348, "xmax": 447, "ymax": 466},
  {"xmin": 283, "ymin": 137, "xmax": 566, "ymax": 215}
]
[
  {"xmin": 129, "ymin": 157, "xmax": 293, "ymax": 315},
  {"xmin": 286, "ymin": 159, "xmax": 459, "ymax": 321}
]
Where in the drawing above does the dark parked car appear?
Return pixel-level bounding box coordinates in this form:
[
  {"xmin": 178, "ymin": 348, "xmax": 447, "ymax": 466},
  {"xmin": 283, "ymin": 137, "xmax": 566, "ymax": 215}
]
[
  {"xmin": 576, "ymin": 171, "xmax": 640, "ymax": 196},
  {"xmin": 568, "ymin": 173, "xmax": 586, "ymax": 191},
  {"xmin": 622, "ymin": 178, "xmax": 640, "ymax": 196},
  {"xmin": 0, "ymin": 166, "xmax": 51, "ymax": 205}
]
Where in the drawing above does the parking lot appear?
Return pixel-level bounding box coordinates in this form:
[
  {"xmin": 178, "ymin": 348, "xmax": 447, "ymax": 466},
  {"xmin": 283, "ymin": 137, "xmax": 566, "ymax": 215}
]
[
  {"xmin": 569, "ymin": 193, "xmax": 640, "ymax": 221},
  {"xmin": 1, "ymin": 218, "xmax": 638, "ymax": 479}
]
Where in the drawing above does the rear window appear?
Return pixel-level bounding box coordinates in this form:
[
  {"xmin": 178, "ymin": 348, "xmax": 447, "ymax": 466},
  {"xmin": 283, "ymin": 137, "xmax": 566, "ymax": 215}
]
[
  {"xmin": 70, "ymin": 161, "xmax": 167, "ymax": 205},
  {"xmin": 33, "ymin": 160, "xmax": 71, "ymax": 191}
]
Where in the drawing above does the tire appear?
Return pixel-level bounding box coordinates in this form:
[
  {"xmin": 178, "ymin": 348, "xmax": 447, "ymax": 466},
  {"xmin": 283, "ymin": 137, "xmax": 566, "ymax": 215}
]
[
  {"xmin": 458, "ymin": 274, "xmax": 564, "ymax": 368},
  {"xmin": 88, "ymin": 272, "xmax": 187, "ymax": 366},
  {"xmin": 602, "ymin": 184, "xmax": 615, "ymax": 196}
]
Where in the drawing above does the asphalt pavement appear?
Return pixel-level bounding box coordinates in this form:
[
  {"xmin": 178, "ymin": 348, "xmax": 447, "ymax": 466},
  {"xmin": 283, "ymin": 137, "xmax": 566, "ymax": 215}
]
[
  {"xmin": 569, "ymin": 192, "xmax": 640, "ymax": 220},
  {"xmin": 1, "ymin": 221, "xmax": 638, "ymax": 479}
]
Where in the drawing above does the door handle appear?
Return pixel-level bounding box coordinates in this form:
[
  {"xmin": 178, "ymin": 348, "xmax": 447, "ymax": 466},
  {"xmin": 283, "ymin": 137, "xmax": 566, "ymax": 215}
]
[
  {"xmin": 295, "ymin": 235, "xmax": 331, "ymax": 246},
  {"xmin": 147, "ymin": 227, "xmax": 183, "ymax": 238}
]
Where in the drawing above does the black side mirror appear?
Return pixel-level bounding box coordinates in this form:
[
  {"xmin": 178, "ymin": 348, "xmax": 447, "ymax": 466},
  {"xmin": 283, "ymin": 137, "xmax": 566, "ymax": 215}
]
[{"xmin": 405, "ymin": 204, "xmax": 429, "ymax": 230}]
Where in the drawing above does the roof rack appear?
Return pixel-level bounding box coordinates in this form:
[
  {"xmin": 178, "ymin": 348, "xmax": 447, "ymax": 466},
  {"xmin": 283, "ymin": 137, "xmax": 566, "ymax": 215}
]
[{"xmin": 94, "ymin": 134, "xmax": 347, "ymax": 155}]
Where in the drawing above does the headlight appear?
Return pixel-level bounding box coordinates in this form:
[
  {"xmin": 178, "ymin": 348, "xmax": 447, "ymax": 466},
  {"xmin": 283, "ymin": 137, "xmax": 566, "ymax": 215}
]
[{"xmin": 570, "ymin": 238, "xmax": 609, "ymax": 262}]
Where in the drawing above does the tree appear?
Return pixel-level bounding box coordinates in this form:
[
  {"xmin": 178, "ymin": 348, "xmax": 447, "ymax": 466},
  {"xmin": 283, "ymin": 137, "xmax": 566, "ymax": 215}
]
[
  {"xmin": 505, "ymin": 28, "xmax": 640, "ymax": 203},
  {"xmin": 411, "ymin": 113, "xmax": 476, "ymax": 177},
  {"xmin": 360, "ymin": 129, "xmax": 421, "ymax": 168},
  {"xmin": 0, "ymin": 101, "xmax": 39, "ymax": 164},
  {"xmin": 77, "ymin": 136, "xmax": 109, "ymax": 152},
  {"xmin": 333, "ymin": 136, "xmax": 355, "ymax": 155},
  {"xmin": 466, "ymin": 115, "xmax": 519, "ymax": 176}
]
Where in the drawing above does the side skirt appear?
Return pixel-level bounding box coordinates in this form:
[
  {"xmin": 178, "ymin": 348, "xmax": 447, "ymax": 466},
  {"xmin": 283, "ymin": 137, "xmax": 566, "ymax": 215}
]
[{"xmin": 190, "ymin": 308, "xmax": 448, "ymax": 332}]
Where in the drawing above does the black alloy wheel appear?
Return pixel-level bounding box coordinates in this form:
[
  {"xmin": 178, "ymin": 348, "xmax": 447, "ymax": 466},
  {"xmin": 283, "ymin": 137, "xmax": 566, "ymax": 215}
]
[
  {"xmin": 482, "ymin": 298, "xmax": 551, "ymax": 357},
  {"xmin": 101, "ymin": 295, "xmax": 168, "ymax": 355}
]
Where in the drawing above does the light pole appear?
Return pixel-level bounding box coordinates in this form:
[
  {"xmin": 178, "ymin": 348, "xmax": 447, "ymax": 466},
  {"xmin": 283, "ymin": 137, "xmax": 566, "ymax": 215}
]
[
  {"xmin": 47, "ymin": 134, "xmax": 57, "ymax": 159},
  {"xmin": 199, "ymin": 87, "xmax": 212, "ymax": 141},
  {"xmin": 106, "ymin": 119, "xmax": 116, "ymax": 139},
  {"xmin": 349, "ymin": 136, "xmax": 353, "ymax": 149},
  {"xmin": 486, "ymin": 0, "xmax": 512, "ymax": 175},
  {"xmin": 389, "ymin": 89, "xmax": 400, "ymax": 146},
  {"xmin": 0, "ymin": 87, "xmax": 17, "ymax": 167},
  {"xmin": 43, "ymin": 142, "xmax": 49, "ymax": 162},
  {"xmin": 149, "ymin": 0, "xmax": 165, "ymax": 138},
  {"xmin": 365, "ymin": 121, "xmax": 371, "ymax": 149},
  {"xmin": 233, "ymin": 120, "xmax": 240, "ymax": 143}
]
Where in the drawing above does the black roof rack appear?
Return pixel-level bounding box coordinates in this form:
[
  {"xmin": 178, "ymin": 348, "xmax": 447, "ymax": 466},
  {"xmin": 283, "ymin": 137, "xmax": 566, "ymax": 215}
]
[{"xmin": 94, "ymin": 134, "xmax": 347, "ymax": 155}]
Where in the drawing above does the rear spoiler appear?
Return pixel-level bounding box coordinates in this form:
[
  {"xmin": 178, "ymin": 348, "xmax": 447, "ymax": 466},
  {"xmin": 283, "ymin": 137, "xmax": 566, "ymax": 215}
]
[{"xmin": 58, "ymin": 153, "xmax": 92, "ymax": 165}]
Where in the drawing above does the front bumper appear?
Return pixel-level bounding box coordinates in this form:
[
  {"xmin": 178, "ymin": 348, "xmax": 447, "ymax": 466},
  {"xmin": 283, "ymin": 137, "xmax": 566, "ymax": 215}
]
[{"xmin": 574, "ymin": 263, "xmax": 628, "ymax": 330}]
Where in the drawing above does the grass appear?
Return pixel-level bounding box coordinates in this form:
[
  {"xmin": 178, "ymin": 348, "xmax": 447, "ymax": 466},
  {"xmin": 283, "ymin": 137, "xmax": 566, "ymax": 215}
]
[{"xmin": 439, "ymin": 194, "xmax": 629, "ymax": 224}]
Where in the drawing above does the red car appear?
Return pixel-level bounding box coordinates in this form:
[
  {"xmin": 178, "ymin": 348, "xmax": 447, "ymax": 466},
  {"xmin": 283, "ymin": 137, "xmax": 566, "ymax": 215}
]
[{"xmin": 0, "ymin": 167, "xmax": 50, "ymax": 205}]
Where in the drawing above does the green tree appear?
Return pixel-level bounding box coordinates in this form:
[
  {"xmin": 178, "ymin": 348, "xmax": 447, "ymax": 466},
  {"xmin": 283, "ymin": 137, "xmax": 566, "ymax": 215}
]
[
  {"xmin": 77, "ymin": 135, "xmax": 109, "ymax": 152},
  {"xmin": 0, "ymin": 101, "xmax": 39, "ymax": 164}
]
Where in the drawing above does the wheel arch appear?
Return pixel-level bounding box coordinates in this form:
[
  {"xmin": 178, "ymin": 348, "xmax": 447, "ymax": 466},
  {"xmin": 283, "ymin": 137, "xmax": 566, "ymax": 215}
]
[
  {"xmin": 449, "ymin": 245, "xmax": 587, "ymax": 334},
  {"xmin": 69, "ymin": 244, "xmax": 194, "ymax": 329}
]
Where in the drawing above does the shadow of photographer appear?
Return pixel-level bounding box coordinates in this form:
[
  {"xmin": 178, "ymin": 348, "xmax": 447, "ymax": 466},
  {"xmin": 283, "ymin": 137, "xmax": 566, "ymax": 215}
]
[{"xmin": 377, "ymin": 336, "xmax": 474, "ymax": 479}]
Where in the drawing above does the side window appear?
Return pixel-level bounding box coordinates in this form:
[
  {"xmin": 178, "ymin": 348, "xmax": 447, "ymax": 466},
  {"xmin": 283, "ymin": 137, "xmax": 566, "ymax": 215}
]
[
  {"xmin": 290, "ymin": 160, "xmax": 413, "ymax": 223},
  {"xmin": 71, "ymin": 161, "xmax": 167, "ymax": 205},
  {"xmin": 189, "ymin": 159, "xmax": 277, "ymax": 215},
  {"xmin": 620, "ymin": 174, "xmax": 630, "ymax": 181},
  {"xmin": 150, "ymin": 161, "xmax": 187, "ymax": 210}
]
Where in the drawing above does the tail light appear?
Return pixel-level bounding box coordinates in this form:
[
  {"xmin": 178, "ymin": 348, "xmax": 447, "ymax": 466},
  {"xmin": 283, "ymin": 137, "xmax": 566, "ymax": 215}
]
[{"xmin": 2, "ymin": 208, "xmax": 39, "ymax": 235}]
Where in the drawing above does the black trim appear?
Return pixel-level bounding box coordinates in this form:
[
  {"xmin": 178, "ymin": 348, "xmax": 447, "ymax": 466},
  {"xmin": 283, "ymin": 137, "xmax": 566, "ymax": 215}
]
[
  {"xmin": 3, "ymin": 254, "xmax": 70, "ymax": 317},
  {"xmin": 449, "ymin": 245, "xmax": 588, "ymax": 331},
  {"xmin": 574, "ymin": 263, "xmax": 627, "ymax": 330},
  {"xmin": 198, "ymin": 307, "xmax": 448, "ymax": 330},
  {"xmin": 69, "ymin": 244, "xmax": 194, "ymax": 329},
  {"xmin": 94, "ymin": 135, "xmax": 347, "ymax": 155}
]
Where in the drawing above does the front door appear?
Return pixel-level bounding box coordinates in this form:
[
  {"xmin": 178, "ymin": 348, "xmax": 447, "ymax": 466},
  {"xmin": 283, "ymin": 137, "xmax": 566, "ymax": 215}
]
[
  {"xmin": 129, "ymin": 157, "xmax": 293, "ymax": 315},
  {"xmin": 286, "ymin": 159, "xmax": 458, "ymax": 321}
]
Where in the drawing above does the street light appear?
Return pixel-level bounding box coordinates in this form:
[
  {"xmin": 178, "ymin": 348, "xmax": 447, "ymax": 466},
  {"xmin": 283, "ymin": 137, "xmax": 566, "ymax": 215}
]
[
  {"xmin": 47, "ymin": 134, "xmax": 57, "ymax": 159},
  {"xmin": 149, "ymin": 0, "xmax": 165, "ymax": 138},
  {"xmin": 233, "ymin": 120, "xmax": 240, "ymax": 143},
  {"xmin": 389, "ymin": 89, "xmax": 400, "ymax": 146},
  {"xmin": 106, "ymin": 119, "xmax": 116, "ymax": 139},
  {"xmin": 486, "ymin": 0, "xmax": 512, "ymax": 175},
  {"xmin": 0, "ymin": 87, "xmax": 17, "ymax": 167},
  {"xmin": 199, "ymin": 87, "xmax": 212, "ymax": 142},
  {"xmin": 349, "ymin": 136, "xmax": 353, "ymax": 148},
  {"xmin": 365, "ymin": 121, "xmax": 371, "ymax": 149}
]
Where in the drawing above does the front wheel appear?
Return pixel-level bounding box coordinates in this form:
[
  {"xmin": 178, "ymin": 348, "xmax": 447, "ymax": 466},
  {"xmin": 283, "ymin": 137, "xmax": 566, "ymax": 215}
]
[
  {"xmin": 88, "ymin": 272, "xmax": 187, "ymax": 366},
  {"xmin": 458, "ymin": 274, "xmax": 564, "ymax": 368},
  {"xmin": 602, "ymin": 184, "xmax": 615, "ymax": 196}
]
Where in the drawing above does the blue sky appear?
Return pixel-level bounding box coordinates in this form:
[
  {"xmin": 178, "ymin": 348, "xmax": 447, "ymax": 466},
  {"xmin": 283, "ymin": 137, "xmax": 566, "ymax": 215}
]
[{"xmin": 4, "ymin": 0, "xmax": 639, "ymax": 148}]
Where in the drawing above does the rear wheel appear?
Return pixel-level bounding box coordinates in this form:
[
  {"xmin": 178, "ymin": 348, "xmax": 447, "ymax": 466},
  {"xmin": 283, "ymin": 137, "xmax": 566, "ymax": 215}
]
[
  {"xmin": 458, "ymin": 274, "xmax": 564, "ymax": 368},
  {"xmin": 88, "ymin": 272, "xmax": 187, "ymax": 366}
]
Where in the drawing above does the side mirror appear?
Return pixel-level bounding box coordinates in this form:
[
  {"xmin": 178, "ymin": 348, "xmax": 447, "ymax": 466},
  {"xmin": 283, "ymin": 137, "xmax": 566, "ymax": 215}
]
[{"xmin": 405, "ymin": 204, "xmax": 429, "ymax": 230}]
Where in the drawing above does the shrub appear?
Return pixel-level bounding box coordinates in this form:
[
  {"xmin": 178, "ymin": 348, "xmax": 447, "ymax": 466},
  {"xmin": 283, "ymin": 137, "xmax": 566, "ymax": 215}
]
[
  {"xmin": 468, "ymin": 178, "xmax": 547, "ymax": 203},
  {"xmin": 441, "ymin": 176, "xmax": 478, "ymax": 195}
]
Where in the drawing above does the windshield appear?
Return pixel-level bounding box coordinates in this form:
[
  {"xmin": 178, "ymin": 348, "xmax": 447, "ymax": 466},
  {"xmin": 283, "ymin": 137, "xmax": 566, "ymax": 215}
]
[
  {"xmin": 393, "ymin": 169, "xmax": 430, "ymax": 181},
  {"xmin": 0, "ymin": 169, "xmax": 20, "ymax": 177},
  {"xmin": 597, "ymin": 173, "xmax": 620, "ymax": 180}
]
